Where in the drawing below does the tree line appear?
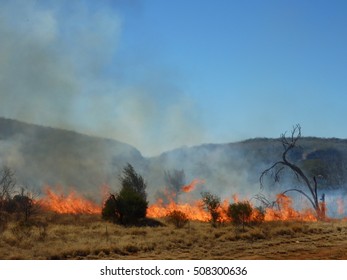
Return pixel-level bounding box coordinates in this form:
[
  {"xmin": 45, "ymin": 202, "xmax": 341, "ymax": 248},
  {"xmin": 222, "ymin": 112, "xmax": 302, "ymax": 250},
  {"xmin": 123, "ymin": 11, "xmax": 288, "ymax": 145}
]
[{"xmin": 0, "ymin": 166, "xmax": 41, "ymax": 233}]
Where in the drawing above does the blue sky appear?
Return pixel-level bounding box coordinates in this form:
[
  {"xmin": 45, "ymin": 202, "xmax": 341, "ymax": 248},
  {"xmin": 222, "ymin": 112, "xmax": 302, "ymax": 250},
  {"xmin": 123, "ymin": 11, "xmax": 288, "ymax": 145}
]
[{"xmin": 1, "ymin": 0, "xmax": 347, "ymax": 156}]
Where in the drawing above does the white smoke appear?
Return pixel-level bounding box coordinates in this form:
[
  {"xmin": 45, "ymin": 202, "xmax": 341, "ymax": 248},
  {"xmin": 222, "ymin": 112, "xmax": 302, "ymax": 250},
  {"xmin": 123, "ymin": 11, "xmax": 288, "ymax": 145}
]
[{"xmin": 0, "ymin": 0, "xmax": 205, "ymax": 156}]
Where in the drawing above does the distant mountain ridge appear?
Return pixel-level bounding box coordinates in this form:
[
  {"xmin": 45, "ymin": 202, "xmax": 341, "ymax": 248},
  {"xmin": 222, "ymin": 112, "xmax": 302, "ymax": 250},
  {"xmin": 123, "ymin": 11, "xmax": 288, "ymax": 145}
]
[
  {"xmin": 0, "ymin": 117, "xmax": 347, "ymax": 201},
  {"xmin": 0, "ymin": 117, "xmax": 146, "ymax": 197}
]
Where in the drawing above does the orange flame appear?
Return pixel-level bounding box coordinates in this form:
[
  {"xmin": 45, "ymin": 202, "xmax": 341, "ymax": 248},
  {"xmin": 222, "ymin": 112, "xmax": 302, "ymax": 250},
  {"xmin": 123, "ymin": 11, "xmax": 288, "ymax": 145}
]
[
  {"xmin": 38, "ymin": 182, "xmax": 324, "ymax": 222},
  {"xmin": 40, "ymin": 186, "xmax": 101, "ymax": 214},
  {"xmin": 147, "ymin": 199, "xmax": 211, "ymax": 221},
  {"xmin": 181, "ymin": 179, "xmax": 205, "ymax": 193},
  {"xmin": 337, "ymin": 198, "xmax": 344, "ymax": 216},
  {"xmin": 147, "ymin": 178, "xmax": 210, "ymax": 221},
  {"xmin": 147, "ymin": 191, "xmax": 318, "ymax": 222},
  {"xmin": 263, "ymin": 194, "xmax": 317, "ymax": 221}
]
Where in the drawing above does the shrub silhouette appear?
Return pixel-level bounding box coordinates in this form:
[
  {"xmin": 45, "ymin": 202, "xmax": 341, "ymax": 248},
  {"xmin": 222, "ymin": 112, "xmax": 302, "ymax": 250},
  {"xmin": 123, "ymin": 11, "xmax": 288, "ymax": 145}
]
[
  {"xmin": 102, "ymin": 194, "xmax": 118, "ymax": 223},
  {"xmin": 228, "ymin": 201, "xmax": 253, "ymax": 230},
  {"xmin": 102, "ymin": 164, "xmax": 148, "ymax": 225},
  {"xmin": 166, "ymin": 210, "xmax": 189, "ymax": 228},
  {"xmin": 201, "ymin": 191, "xmax": 221, "ymax": 227},
  {"xmin": 115, "ymin": 185, "xmax": 148, "ymax": 225}
]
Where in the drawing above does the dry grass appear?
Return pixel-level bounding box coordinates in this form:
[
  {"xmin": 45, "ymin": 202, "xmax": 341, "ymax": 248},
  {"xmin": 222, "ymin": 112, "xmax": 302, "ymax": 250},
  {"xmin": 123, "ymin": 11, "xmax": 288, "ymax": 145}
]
[{"xmin": 1, "ymin": 214, "xmax": 347, "ymax": 260}]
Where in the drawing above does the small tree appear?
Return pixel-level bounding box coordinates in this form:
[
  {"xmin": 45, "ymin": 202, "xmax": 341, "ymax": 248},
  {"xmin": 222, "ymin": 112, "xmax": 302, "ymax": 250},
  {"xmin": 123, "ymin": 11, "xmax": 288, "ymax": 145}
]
[
  {"xmin": 0, "ymin": 166, "xmax": 16, "ymax": 211},
  {"xmin": 201, "ymin": 191, "xmax": 221, "ymax": 227},
  {"xmin": 120, "ymin": 164, "xmax": 147, "ymax": 201},
  {"xmin": 228, "ymin": 201, "xmax": 253, "ymax": 230},
  {"xmin": 102, "ymin": 164, "xmax": 148, "ymax": 225}
]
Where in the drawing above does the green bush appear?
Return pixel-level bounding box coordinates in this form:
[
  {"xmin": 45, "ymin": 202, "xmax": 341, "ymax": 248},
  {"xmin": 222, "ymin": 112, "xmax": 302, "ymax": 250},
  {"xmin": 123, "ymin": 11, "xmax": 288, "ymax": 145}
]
[
  {"xmin": 115, "ymin": 186, "xmax": 148, "ymax": 225},
  {"xmin": 102, "ymin": 194, "xmax": 118, "ymax": 222},
  {"xmin": 102, "ymin": 164, "xmax": 148, "ymax": 225}
]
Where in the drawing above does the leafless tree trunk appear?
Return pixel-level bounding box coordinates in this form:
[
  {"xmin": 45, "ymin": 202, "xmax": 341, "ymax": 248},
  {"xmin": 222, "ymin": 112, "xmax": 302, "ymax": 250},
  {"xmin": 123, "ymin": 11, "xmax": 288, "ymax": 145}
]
[
  {"xmin": 0, "ymin": 166, "xmax": 16, "ymax": 213},
  {"xmin": 0, "ymin": 166, "xmax": 16, "ymax": 231},
  {"xmin": 259, "ymin": 124, "xmax": 325, "ymax": 220},
  {"xmin": 0, "ymin": 166, "xmax": 16, "ymax": 202},
  {"xmin": 164, "ymin": 169, "xmax": 186, "ymax": 202}
]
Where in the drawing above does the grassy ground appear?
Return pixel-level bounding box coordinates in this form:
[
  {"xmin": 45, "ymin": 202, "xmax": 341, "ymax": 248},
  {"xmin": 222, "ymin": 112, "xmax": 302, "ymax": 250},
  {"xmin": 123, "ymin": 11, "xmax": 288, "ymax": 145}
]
[{"xmin": 1, "ymin": 214, "xmax": 347, "ymax": 260}]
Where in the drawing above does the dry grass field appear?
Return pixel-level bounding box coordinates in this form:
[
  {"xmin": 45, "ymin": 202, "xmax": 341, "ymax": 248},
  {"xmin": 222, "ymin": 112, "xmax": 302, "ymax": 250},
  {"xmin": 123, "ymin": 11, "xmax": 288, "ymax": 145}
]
[{"xmin": 1, "ymin": 214, "xmax": 347, "ymax": 260}]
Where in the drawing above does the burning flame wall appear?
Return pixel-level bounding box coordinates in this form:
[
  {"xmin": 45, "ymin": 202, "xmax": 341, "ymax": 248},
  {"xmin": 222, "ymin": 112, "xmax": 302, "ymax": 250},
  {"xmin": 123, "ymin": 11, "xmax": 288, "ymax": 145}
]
[
  {"xmin": 40, "ymin": 187, "xmax": 101, "ymax": 215},
  {"xmin": 40, "ymin": 181, "xmax": 328, "ymax": 222}
]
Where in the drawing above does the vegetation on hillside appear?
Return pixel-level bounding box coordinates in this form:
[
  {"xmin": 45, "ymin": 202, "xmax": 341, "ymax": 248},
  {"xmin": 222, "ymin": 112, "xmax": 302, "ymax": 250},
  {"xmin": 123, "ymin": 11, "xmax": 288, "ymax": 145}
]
[{"xmin": 1, "ymin": 117, "xmax": 347, "ymax": 199}]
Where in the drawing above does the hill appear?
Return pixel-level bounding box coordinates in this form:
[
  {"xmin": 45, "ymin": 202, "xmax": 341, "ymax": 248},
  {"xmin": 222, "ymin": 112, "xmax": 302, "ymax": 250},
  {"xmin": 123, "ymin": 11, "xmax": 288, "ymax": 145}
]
[
  {"xmin": 149, "ymin": 137, "xmax": 347, "ymax": 200},
  {"xmin": 1, "ymin": 117, "xmax": 347, "ymax": 202},
  {"xmin": 0, "ymin": 118, "xmax": 146, "ymax": 199}
]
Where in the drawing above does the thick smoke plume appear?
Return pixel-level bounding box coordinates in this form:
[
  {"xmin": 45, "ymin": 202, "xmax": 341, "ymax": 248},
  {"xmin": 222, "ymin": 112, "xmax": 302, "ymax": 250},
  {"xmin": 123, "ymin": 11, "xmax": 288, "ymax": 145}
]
[{"xmin": 0, "ymin": 0, "xmax": 203, "ymax": 156}]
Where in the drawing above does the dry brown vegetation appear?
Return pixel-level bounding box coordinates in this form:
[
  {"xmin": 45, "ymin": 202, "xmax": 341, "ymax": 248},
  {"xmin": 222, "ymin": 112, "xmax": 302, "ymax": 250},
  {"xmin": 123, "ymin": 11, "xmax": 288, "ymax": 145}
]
[{"xmin": 1, "ymin": 213, "xmax": 347, "ymax": 260}]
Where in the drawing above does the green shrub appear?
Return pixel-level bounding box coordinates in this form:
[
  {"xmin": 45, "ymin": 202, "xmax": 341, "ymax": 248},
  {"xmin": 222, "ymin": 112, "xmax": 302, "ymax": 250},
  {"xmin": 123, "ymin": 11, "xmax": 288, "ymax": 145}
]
[
  {"xmin": 102, "ymin": 164, "xmax": 148, "ymax": 225},
  {"xmin": 101, "ymin": 194, "xmax": 118, "ymax": 222},
  {"xmin": 115, "ymin": 186, "xmax": 148, "ymax": 225}
]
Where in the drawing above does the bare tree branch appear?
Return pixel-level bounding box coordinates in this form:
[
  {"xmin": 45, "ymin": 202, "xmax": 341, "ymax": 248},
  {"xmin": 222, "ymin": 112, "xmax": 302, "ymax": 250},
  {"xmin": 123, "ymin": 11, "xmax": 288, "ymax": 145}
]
[
  {"xmin": 259, "ymin": 124, "xmax": 325, "ymax": 220},
  {"xmin": 281, "ymin": 188, "xmax": 316, "ymax": 209},
  {"xmin": 253, "ymin": 193, "xmax": 277, "ymax": 209},
  {"xmin": 260, "ymin": 161, "xmax": 286, "ymax": 189}
]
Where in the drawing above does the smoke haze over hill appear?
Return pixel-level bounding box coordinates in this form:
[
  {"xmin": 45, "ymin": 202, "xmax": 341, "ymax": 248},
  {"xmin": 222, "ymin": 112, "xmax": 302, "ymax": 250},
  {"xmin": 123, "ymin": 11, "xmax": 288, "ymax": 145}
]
[{"xmin": 1, "ymin": 117, "xmax": 347, "ymax": 216}]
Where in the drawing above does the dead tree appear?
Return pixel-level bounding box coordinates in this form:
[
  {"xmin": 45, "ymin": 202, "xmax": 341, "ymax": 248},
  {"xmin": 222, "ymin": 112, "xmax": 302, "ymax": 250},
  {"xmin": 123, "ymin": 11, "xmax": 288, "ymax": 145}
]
[
  {"xmin": 259, "ymin": 124, "xmax": 325, "ymax": 220},
  {"xmin": 164, "ymin": 169, "xmax": 186, "ymax": 202},
  {"xmin": 13, "ymin": 187, "xmax": 41, "ymax": 222},
  {"xmin": 0, "ymin": 166, "xmax": 16, "ymax": 211},
  {"xmin": 0, "ymin": 166, "xmax": 16, "ymax": 200}
]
